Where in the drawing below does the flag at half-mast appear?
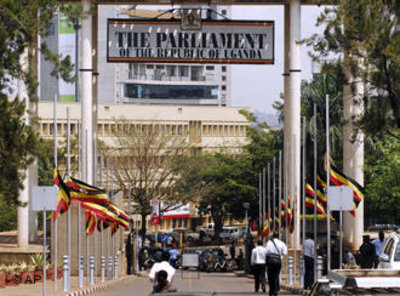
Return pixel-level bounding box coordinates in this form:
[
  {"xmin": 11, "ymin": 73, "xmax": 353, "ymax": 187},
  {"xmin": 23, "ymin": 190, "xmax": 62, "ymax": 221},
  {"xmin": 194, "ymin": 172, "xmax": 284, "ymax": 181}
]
[
  {"xmin": 328, "ymin": 164, "xmax": 365, "ymax": 217},
  {"xmin": 67, "ymin": 176, "xmax": 109, "ymax": 205},
  {"xmin": 305, "ymin": 184, "xmax": 327, "ymax": 218},
  {"xmin": 81, "ymin": 202, "xmax": 131, "ymax": 231},
  {"xmin": 85, "ymin": 211, "xmax": 96, "ymax": 235},
  {"xmin": 53, "ymin": 169, "xmax": 71, "ymax": 220}
]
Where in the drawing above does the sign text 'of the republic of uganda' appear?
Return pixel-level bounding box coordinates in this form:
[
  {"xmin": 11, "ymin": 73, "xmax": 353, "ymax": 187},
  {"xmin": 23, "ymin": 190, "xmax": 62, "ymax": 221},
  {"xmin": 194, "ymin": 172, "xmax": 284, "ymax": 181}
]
[{"xmin": 107, "ymin": 19, "xmax": 274, "ymax": 64}]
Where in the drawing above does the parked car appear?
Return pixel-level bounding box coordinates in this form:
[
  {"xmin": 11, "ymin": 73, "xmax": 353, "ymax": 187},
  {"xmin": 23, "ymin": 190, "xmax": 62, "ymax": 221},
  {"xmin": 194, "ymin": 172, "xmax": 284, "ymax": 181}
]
[
  {"xmin": 378, "ymin": 230, "xmax": 400, "ymax": 270},
  {"xmin": 219, "ymin": 226, "xmax": 240, "ymax": 240}
]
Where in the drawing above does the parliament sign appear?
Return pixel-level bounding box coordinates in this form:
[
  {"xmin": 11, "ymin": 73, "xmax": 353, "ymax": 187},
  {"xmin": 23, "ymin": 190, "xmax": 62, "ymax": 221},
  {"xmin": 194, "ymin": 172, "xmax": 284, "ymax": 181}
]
[{"xmin": 107, "ymin": 19, "xmax": 274, "ymax": 64}]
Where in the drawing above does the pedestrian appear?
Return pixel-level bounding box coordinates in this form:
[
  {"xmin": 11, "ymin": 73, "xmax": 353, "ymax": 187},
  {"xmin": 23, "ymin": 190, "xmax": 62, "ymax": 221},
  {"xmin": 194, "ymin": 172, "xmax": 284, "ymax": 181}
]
[
  {"xmin": 266, "ymin": 231, "xmax": 287, "ymax": 296},
  {"xmin": 372, "ymin": 231, "xmax": 386, "ymax": 268},
  {"xmin": 230, "ymin": 240, "xmax": 236, "ymax": 260},
  {"xmin": 125, "ymin": 229, "xmax": 134, "ymax": 275},
  {"xmin": 359, "ymin": 235, "xmax": 376, "ymax": 268},
  {"xmin": 148, "ymin": 250, "xmax": 176, "ymax": 292},
  {"xmin": 237, "ymin": 249, "xmax": 244, "ymax": 270},
  {"xmin": 301, "ymin": 233, "xmax": 315, "ymax": 289},
  {"xmin": 206, "ymin": 250, "xmax": 214, "ymax": 273},
  {"xmin": 251, "ymin": 240, "xmax": 267, "ymax": 293},
  {"xmin": 169, "ymin": 245, "xmax": 179, "ymax": 268},
  {"xmin": 153, "ymin": 270, "xmax": 169, "ymax": 293}
]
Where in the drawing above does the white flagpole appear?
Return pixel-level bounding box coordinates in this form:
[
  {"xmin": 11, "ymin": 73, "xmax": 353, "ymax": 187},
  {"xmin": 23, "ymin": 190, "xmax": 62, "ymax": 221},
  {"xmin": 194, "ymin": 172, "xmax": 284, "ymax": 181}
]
[
  {"xmin": 262, "ymin": 167, "xmax": 266, "ymax": 236},
  {"xmin": 273, "ymin": 157, "xmax": 276, "ymax": 232},
  {"xmin": 313, "ymin": 104, "xmax": 318, "ymax": 281},
  {"xmin": 67, "ymin": 107, "xmax": 71, "ymax": 290},
  {"xmin": 302, "ymin": 116, "xmax": 306, "ymax": 244},
  {"xmin": 53, "ymin": 94, "xmax": 58, "ymax": 291},
  {"xmin": 267, "ymin": 163, "xmax": 271, "ymax": 238},
  {"xmin": 259, "ymin": 173, "xmax": 262, "ymax": 237},
  {"xmin": 279, "ymin": 151, "xmax": 282, "ymax": 237},
  {"xmin": 326, "ymin": 95, "xmax": 331, "ymax": 271}
]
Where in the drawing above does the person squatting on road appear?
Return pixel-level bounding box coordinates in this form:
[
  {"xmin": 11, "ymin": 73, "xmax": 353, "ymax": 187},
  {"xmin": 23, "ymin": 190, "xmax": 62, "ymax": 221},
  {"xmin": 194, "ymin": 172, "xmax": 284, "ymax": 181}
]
[
  {"xmin": 251, "ymin": 240, "xmax": 267, "ymax": 293},
  {"xmin": 148, "ymin": 250, "xmax": 177, "ymax": 293},
  {"xmin": 301, "ymin": 233, "xmax": 315, "ymax": 289},
  {"xmin": 266, "ymin": 232, "xmax": 288, "ymax": 296}
]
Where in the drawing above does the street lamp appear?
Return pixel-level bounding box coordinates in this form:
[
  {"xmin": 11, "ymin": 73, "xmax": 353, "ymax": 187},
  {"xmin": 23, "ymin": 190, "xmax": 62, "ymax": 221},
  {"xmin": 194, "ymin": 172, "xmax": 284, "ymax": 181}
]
[{"xmin": 243, "ymin": 202, "xmax": 250, "ymax": 235}]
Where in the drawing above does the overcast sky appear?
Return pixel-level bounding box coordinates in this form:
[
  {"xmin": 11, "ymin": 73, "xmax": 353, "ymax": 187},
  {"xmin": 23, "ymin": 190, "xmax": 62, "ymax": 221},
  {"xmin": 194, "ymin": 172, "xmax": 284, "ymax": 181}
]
[{"xmin": 231, "ymin": 5, "xmax": 325, "ymax": 114}]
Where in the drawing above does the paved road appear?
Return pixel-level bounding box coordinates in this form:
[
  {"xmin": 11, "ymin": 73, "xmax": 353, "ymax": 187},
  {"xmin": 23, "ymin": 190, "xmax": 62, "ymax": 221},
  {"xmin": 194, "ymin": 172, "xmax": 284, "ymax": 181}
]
[{"xmin": 93, "ymin": 271, "xmax": 295, "ymax": 296}]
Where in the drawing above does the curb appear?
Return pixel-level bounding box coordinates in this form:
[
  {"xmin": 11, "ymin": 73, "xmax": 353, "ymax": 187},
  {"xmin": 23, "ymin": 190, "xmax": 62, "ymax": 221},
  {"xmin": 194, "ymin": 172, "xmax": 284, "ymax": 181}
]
[
  {"xmin": 280, "ymin": 283, "xmax": 306, "ymax": 295},
  {"xmin": 64, "ymin": 275, "xmax": 131, "ymax": 296}
]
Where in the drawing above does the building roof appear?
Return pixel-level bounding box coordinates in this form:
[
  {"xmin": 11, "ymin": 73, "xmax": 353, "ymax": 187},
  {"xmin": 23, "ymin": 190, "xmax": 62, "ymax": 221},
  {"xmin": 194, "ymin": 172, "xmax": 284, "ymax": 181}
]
[{"xmin": 38, "ymin": 102, "xmax": 250, "ymax": 123}]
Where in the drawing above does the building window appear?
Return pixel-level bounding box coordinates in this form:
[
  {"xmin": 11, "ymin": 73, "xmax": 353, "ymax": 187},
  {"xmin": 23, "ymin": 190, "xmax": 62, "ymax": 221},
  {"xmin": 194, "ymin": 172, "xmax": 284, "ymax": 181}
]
[
  {"xmin": 222, "ymin": 66, "xmax": 227, "ymax": 72},
  {"xmin": 146, "ymin": 64, "xmax": 154, "ymax": 69},
  {"xmin": 221, "ymin": 9, "xmax": 227, "ymax": 15},
  {"xmin": 179, "ymin": 66, "xmax": 189, "ymax": 77},
  {"xmin": 222, "ymin": 85, "xmax": 226, "ymax": 91},
  {"xmin": 222, "ymin": 76, "xmax": 226, "ymax": 81},
  {"xmin": 206, "ymin": 66, "xmax": 214, "ymax": 71},
  {"xmin": 156, "ymin": 65, "xmax": 164, "ymax": 70},
  {"xmin": 167, "ymin": 65, "xmax": 176, "ymax": 77}
]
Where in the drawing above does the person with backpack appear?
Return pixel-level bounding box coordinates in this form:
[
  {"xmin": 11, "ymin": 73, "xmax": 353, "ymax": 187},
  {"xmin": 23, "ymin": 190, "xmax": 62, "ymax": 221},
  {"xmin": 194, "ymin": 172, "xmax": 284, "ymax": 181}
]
[
  {"xmin": 251, "ymin": 240, "xmax": 268, "ymax": 293},
  {"xmin": 265, "ymin": 232, "xmax": 287, "ymax": 296}
]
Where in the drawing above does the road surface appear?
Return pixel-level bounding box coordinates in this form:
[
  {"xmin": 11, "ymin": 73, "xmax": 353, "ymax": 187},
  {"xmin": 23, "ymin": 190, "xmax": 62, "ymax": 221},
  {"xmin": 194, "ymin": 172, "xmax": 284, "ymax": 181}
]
[{"xmin": 93, "ymin": 271, "xmax": 295, "ymax": 295}]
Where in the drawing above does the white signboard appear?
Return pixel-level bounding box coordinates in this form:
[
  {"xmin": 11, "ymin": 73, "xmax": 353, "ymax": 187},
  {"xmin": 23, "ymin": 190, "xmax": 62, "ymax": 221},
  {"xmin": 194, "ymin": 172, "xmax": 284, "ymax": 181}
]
[
  {"xmin": 327, "ymin": 186, "xmax": 354, "ymax": 211},
  {"xmin": 182, "ymin": 253, "xmax": 199, "ymax": 268},
  {"xmin": 107, "ymin": 19, "xmax": 274, "ymax": 64},
  {"xmin": 32, "ymin": 186, "xmax": 58, "ymax": 211},
  {"xmin": 162, "ymin": 203, "xmax": 190, "ymax": 219}
]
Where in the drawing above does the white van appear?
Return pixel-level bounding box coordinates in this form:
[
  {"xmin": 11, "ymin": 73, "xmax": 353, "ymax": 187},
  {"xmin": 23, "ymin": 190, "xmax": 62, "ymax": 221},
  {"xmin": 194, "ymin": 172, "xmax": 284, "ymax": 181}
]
[
  {"xmin": 219, "ymin": 226, "xmax": 240, "ymax": 240},
  {"xmin": 378, "ymin": 230, "xmax": 400, "ymax": 270}
]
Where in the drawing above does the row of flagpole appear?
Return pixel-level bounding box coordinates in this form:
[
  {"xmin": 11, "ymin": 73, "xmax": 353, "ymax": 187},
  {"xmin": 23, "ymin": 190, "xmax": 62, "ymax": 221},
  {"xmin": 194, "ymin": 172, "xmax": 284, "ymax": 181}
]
[
  {"xmin": 258, "ymin": 96, "xmax": 336, "ymax": 283},
  {"xmin": 52, "ymin": 95, "xmax": 127, "ymax": 293}
]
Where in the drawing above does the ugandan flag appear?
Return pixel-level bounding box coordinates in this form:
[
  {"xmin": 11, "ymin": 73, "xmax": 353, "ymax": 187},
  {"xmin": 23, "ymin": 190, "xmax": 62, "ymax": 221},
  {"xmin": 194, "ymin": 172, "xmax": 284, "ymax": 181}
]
[
  {"xmin": 67, "ymin": 177, "xmax": 109, "ymax": 205},
  {"xmin": 53, "ymin": 169, "xmax": 71, "ymax": 221},
  {"xmin": 316, "ymin": 175, "xmax": 328, "ymax": 208},
  {"xmin": 329, "ymin": 164, "xmax": 364, "ymax": 217},
  {"xmin": 85, "ymin": 211, "xmax": 96, "ymax": 235},
  {"xmin": 108, "ymin": 203, "xmax": 131, "ymax": 229},
  {"xmin": 262, "ymin": 217, "xmax": 269, "ymax": 238},
  {"xmin": 81, "ymin": 202, "xmax": 130, "ymax": 231},
  {"xmin": 305, "ymin": 184, "xmax": 328, "ymax": 218}
]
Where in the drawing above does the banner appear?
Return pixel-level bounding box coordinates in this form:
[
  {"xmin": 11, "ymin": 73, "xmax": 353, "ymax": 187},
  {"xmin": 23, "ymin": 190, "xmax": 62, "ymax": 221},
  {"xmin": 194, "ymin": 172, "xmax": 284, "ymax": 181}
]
[
  {"xmin": 107, "ymin": 19, "xmax": 274, "ymax": 64},
  {"xmin": 150, "ymin": 199, "xmax": 160, "ymax": 225}
]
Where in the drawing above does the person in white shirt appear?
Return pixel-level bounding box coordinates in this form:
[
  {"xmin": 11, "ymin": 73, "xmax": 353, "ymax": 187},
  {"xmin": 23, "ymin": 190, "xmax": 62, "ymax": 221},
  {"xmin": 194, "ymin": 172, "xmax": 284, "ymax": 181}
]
[
  {"xmin": 251, "ymin": 240, "xmax": 268, "ymax": 293},
  {"xmin": 148, "ymin": 250, "xmax": 176, "ymax": 292},
  {"xmin": 301, "ymin": 233, "xmax": 315, "ymax": 289},
  {"xmin": 266, "ymin": 232, "xmax": 287, "ymax": 296}
]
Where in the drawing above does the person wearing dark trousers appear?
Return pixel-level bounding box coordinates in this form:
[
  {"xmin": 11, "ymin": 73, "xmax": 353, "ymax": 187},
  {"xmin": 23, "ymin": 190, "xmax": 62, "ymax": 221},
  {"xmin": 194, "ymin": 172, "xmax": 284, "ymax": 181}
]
[
  {"xmin": 125, "ymin": 231, "xmax": 133, "ymax": 275},
  {"xmin": 301, "ymin": 234, "xmax": 315, "ymax": 289},
  {"xmin": 251, "ymin": 240, "xmax": 267, "ymax": 293},
  {"xmin": 266, "ymin": 232, "xmax": 287, "ymax": 296}
]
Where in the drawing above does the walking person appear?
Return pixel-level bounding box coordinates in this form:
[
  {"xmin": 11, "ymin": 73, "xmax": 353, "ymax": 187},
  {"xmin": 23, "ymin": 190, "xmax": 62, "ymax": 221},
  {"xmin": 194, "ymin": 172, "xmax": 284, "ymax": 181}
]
[
  {"xmin": 359, "ymin": 235, "xmax": 376, "ymax": 268},
  {"xmin": 125, "ymin": 229, "xmax": 134, "ymax": 275},
  {"xmin": 148, "ymin": 250, "xmax": 177, "ymax": 292},
  {"xmin": 301, "ymin": 233, "xmax": 315, "ymax": 289},
  {"xmin": 266, "ymin": 232, "xmax": 287, "ymax": 296},
  {"xmin": 230, "ymin": 240, "xmax": 236, "ymax": 260},
  {"xmin": 372, "ymin": 231, "xmax": 385, "ymax": 268},
  {"xmin": 251, "ymin": 240, "xmax": 267, "ymax": 293}
]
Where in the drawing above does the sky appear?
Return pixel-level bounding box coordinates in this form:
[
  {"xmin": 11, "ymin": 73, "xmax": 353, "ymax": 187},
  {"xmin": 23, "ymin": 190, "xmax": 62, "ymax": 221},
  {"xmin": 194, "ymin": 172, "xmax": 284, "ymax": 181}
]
[{"xmin": 230, "ymin": 5, "xmax": 326, "ymax": 115}]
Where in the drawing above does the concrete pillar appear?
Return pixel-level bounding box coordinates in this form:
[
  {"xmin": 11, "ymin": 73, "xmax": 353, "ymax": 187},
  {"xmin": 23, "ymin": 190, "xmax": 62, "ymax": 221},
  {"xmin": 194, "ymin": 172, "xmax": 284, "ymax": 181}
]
[
  {"xmin": 343, "ymin": 52, "xmax": 364, "ymax": 249},
  {"xmin": 283, "ymin": 2, "xmax": 291, "ymax": 245},
  {"xmin": 81, "ymin": 0, "xmax": 93, "ymax": 183},
  {"xmin": 289, "ymin": 0, "xmax": 301, "ymax": 249},
  {"xmin": 17, "ymin": 49, "xmax": 30, "ymax": 246}
]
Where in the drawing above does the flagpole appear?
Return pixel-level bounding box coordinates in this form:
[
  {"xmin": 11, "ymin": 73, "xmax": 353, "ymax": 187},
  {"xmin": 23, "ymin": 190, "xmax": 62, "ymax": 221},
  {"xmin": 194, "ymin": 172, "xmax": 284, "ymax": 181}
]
[
  {"xmin": 279, "ymin": 150, "xmax": 282, "ymax": 238},
  {"xmin": 262, "ymin": 167, "xmax": 266, "ymax": 237},
  {"xmin": 53, "ymin": 94, "xmax": 58, "ymax": 291},
  {"xmin": 285, "ymin": 144, "xmax": 289, "ymax": 246},
  {"xmin": 326, "ymin": 95, "xmax": 331, "ymax": 271},
  {"xmin": 111, "ymin": 164, "xmax": 115, "ymax": 277},
  {"xmin": 273, "ymin": 157, "xmax": 276, "ymax": 233},
  {"xmin": 302, "ymin": 116, "xmax": 306, "ymax": 244},
  {"xmin": 93, "ymin": 139, "xmax": 97, "ymax": 282},
  {"xmin": 86, "ymin": 130, "xmax": 90, "ymax": 284},
  {"xmin": 67, "ymin": 107, "xmax": 71, "ymax": 290},
  {"xmin": 77, "ymin": 120, "xmax": 82, "ymax": 287},
  {"xmin": 259, "ymin": 173, "xmax": 262, "ymax": 238},
  {"xmin": 267, "ymin": 163, "xmax": 271, "ymax": 238},
  {"xmin": 106, "ymin": 157, "xmax": 110, "ymax": 279},
  {"xmin": 100, "ymin": 150, "xmax": 103, "ymax": 275},
  {"xmin": 313, "ymin": 104, "xmax": 318, "ymax": 282},
  {"xmin": 292, "ymin": 134, "xmax": 298, "ymax": 283}
]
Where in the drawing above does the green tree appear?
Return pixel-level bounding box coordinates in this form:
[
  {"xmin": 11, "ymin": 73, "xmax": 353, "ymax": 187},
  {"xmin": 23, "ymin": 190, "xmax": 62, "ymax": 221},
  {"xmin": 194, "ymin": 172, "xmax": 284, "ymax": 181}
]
[{"xmin": 303, "ymin": 0, "xmax": 400, "ymax": 137}]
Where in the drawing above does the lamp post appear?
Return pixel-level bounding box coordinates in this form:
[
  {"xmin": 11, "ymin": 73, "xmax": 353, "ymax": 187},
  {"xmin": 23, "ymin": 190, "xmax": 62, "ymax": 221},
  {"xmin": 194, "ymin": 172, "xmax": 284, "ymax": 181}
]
[{"xmin": 243, "ymin": 202, "xmax": 250, "ymax": 235}]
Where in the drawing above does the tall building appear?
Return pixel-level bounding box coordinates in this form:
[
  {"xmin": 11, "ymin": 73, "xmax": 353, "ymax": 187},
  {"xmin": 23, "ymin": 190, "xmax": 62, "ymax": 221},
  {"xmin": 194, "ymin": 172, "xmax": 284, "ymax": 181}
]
[{"xmin": 41, "ymin": 6, "xmax": 232, "ymax": 106}]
